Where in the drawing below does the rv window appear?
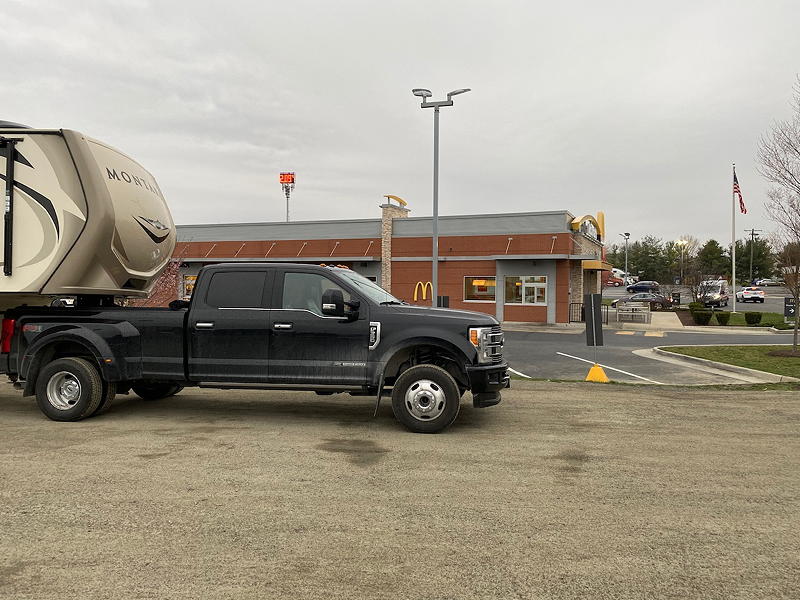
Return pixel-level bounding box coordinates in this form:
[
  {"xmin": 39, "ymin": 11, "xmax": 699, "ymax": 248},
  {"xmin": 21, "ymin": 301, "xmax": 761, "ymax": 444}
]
[{"xmin": 205, "ymin": 271, "xmax": 266, "ymax": 308}]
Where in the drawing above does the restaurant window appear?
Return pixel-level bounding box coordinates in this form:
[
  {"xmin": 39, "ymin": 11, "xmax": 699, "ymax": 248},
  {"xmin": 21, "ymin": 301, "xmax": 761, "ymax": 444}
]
[
  {"xmin": 464, "ymin": 276, "xmax": 496, "ymax": 302},
  {"xmin": 505, "ymin": 276, "xmax": 547, "ymax": 305},
  {"xmin": 182, "ymin": 275, "xmax": 197, "ymax": 300}
]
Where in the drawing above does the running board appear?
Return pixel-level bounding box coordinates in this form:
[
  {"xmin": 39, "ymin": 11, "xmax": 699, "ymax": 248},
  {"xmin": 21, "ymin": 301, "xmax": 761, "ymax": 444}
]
[{"xmin": 197, "ymin": 382, "xmax": 366, "ymax": 393}]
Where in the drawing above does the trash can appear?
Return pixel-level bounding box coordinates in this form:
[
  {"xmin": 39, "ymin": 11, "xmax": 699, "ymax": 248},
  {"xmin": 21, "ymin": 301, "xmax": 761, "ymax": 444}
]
[{"xmin": 671, "ymin": 292, "xmax": 681, "ymax": 305}]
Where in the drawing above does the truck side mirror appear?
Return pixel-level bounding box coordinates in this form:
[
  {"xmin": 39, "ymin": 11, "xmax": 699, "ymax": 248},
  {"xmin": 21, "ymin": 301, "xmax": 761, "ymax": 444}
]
[{"xmin": 321, "ymin": 288, "xmax": 345, "ymax": 317}]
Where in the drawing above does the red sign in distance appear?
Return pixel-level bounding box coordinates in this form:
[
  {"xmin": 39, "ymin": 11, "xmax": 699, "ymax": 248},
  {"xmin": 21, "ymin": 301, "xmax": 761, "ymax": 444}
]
[{"xmin": 279, "ymin": 172, "xmax": 295, "ymax": 184}]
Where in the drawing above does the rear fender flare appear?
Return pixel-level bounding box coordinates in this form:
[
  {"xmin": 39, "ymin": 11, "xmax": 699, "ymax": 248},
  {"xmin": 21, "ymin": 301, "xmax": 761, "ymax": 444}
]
[{"xmin": 21, "ymin": 324, "xmax": 141, "ymax": 395}]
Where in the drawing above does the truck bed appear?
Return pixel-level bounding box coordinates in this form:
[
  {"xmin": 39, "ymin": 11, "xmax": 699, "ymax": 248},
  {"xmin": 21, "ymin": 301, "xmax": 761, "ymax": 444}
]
[{"xmin": 4, "ymin": 305, "xmax": 187, "ymax": 381}]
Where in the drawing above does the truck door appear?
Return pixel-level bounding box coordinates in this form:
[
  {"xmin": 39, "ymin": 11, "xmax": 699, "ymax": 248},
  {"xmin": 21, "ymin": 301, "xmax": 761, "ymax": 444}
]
[
  {"xmin": 188, "ymin": 269, "xmax": 272, "ymax": 382},
  {"xmin": 268, "ymin": 270, "xmax": 368, "ymax": 385}
]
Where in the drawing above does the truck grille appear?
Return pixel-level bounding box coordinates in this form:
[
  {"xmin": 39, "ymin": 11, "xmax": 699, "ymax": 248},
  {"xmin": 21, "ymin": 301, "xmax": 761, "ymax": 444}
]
[{"xmin": 487, "ymin": 325, "xmax": 504, "ymax": 364}]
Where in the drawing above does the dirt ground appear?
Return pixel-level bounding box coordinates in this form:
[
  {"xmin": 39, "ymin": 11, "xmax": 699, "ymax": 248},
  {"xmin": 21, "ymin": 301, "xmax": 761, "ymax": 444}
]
[{"xmin": 0, "ymin": 381, "xmax": 798, "ymax": 599}]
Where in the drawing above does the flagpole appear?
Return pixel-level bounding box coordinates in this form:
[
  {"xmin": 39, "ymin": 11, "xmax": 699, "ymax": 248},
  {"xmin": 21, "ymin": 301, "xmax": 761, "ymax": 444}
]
[{"xmin": 731, "ymin": 163, "xmax": 736, "ymax": 314}]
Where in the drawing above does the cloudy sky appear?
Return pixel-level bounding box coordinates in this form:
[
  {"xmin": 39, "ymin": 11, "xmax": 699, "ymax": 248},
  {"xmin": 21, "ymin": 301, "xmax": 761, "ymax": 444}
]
[{"xmin": 3, "ymin": 0, "xmax": 799, "ymax": 247}]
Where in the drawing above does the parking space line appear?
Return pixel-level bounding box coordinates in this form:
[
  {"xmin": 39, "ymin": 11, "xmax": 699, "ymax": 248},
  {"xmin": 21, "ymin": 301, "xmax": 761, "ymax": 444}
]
[
  {"xmin": 555, "ymin": 351, "xmax": 665, "ymax": 385},
  {"xmin": 508, "ymin": 367, "xmax": 533, "ymax": 379}
]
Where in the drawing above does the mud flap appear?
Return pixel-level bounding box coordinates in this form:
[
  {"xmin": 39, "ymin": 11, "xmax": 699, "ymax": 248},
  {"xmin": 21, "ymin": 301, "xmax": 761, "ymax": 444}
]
[{"xmin": 372, "ymin": 374, "xmax": 385, "ymax": 418}]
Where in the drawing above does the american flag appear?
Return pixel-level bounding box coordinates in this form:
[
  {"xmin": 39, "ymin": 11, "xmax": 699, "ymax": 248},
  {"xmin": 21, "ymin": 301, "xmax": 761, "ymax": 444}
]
[{"xmin": 733, "ymin": 170, "xmax": 746, "ymax": 214}]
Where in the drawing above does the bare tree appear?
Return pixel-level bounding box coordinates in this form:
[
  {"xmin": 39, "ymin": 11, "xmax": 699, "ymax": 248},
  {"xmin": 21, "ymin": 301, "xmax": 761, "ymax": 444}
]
[
  {"xmin": 758, "ymin": 78, "xmax": 800, "ymax": 349},
  {"xmin": 127, "ymin": 245, "xmax": 190, "ymax": 307}
]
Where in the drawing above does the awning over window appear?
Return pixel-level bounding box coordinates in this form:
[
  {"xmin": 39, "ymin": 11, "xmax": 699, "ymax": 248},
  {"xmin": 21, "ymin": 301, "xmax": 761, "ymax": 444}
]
[{"xmin": 581, "ymin": 259, "xmax": 613, "ymax": 271}]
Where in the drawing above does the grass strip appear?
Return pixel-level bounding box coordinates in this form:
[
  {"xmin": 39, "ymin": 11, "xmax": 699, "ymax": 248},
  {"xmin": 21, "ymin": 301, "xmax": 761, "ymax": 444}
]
[
  {"xmin": 663, "ymin": 345, "xmax": 800, "ymax": 378},
  {"xmin": 721, "ymin": 311, "xmax": 794, "ymax": 329}
]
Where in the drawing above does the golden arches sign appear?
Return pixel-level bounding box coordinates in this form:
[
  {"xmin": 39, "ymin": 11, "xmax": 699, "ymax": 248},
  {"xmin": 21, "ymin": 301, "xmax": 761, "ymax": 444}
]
[
  {"xmin": 384, "ymin": 194, "xmax": 408, "ymax": 207},
  {"xmin": 570, "ymin": 211, "xmax": 606, "ymax": 241},
  {"xmin": 413, "ymin": 281, "xmax": 433, "ymax": 301}
]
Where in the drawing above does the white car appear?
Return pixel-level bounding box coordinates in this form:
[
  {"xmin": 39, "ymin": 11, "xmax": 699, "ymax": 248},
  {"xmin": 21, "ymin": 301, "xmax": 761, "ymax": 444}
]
[{"xmin": 735, "ymin": 287, "xmax": 765, "ymax": 303}]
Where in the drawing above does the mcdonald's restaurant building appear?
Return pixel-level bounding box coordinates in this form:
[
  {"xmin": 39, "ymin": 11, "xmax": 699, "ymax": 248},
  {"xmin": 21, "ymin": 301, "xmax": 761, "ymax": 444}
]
[{"xmin": 174, "ymin": 201, "xmax": 609, "ymax": 324}]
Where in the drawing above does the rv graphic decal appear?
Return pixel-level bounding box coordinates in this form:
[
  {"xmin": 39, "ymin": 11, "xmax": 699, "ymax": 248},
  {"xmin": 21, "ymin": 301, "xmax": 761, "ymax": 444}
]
[
  {"xmin": 0, "ymin": 144, "xmax": 32, "ymax": 168},
  {"xmin": 0, "ymin": 174, "xmax": 60, "ymax": 237},
  {"xmin": 134, "ymin": 215, "xmax": 171, "ymax": 243}
]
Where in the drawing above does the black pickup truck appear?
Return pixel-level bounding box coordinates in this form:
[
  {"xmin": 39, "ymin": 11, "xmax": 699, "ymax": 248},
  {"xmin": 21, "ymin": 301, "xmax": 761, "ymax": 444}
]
[{"xmin": 0, "ymin": 263, "xmax": 508, "ymax": 433}]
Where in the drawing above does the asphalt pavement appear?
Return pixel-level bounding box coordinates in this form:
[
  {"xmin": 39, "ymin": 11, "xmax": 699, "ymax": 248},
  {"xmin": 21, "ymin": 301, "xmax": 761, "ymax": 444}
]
[{"xmin": 504, "ymin": 327, "xmax": 791, "ymax": 385}]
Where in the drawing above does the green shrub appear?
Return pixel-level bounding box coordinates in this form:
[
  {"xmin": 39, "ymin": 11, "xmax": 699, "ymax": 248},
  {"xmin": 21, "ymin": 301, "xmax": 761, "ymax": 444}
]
[
  {"xmin": 715, "ymin": 312, "xmax": 731, "ymax": 326},
  {"xmin": 744, "ymin": 312, "xmax": 762, "ymax": 325},
  {"xmin": 688, "ymin": 302, "xmax": 704, "ymax": 313},
  {"xmin": 693, "ymin": 310, "xmax": 713, "ymax": 325}
]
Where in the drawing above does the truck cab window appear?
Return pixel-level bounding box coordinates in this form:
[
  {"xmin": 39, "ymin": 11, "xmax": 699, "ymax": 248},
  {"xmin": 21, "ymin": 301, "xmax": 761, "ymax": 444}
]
[
  {"xmin": 282, "ymin": 272, "xmax": 350, "ymax": 315},
  {"xmin": 205, "ymin": 271, "xmax": 266, "ymax": 308}
]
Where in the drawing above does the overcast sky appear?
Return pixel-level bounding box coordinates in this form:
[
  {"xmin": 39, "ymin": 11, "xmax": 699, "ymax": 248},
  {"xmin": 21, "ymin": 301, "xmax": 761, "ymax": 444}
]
[{"xmin": 3, "ymin": 0, "xmax": 799, "ymax": 247}]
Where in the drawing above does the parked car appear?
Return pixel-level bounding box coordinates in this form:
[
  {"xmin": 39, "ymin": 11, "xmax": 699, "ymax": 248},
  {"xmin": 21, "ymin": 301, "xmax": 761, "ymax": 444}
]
[
  {"xmin": 625, "ymin": 280, "xmax": 660, "ymax": 293},
  {"xmin": 735, "ymin": 286, "xmax": 766, "ymax": 303},
  {"xmin": 605, "ymin": 276, "xmax": 624, "ymax": 287},
  {"xmin": 611, "ymin": 293, "xmax": 672, "ymax": 311},
  {"xmin": 755, "ymin": 278, "xmax": 784, "ymax": 287},
  {"xmin": 698, "ymin": 280, "xmax": 730, "ymax": 307}
]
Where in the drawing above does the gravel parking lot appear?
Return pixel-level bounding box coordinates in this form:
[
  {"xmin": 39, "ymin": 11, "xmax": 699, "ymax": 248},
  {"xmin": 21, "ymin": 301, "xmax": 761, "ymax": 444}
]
[{"xmin": 1, "ymin": 381, "xmax": 798, "ymax": 599}]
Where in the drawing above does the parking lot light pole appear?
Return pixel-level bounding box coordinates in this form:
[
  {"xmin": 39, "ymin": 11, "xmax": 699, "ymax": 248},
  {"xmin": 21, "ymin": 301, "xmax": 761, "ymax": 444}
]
[
  {"xmin": 619, "ymin": 232, "xmax": 630, "ymax": 282},
  {"xmin": 676, "ymin": 239, "xmax": 689, "ymax": 284},
  {"xmin": 412, "ymin": 87, "xmax": 471, "ymax": 305}
]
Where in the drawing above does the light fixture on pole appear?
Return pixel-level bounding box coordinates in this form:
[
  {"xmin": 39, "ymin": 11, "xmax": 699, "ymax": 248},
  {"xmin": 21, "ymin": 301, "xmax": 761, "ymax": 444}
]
[
  {"xmin": 412, "ymin": 87, "xmax": 471, "ymax": 306},
  {"xmin": 619, "ymin": 232, "xmax": 630, "ymax": 283}
]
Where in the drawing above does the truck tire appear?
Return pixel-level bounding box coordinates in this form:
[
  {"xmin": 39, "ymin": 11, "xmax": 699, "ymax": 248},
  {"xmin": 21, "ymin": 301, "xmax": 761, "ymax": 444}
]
[
  {"xmin": 91, "ymin": 381, "xmax": 118, "ymax": 416},
  {"xmin": 132, "ymin": 383, "xmax": 182, "ymax": 401},
  {"xmin": 35, "ymin": 357, "xmax": 104, "ymax": 421},
  {"xmin": 391, "ymin": 364, "xmax": 461, "ymax": 434}
]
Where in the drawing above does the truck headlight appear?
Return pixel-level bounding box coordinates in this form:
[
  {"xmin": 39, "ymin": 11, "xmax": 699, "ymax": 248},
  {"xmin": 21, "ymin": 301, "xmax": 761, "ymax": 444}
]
[{"xmin": 469, "ymin": 326, "xmax": 501, "ymax": 364}]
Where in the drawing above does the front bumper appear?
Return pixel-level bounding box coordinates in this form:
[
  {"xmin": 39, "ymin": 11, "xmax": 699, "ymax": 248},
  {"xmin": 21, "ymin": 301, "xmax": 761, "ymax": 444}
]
[{"xmin": 466, "ymin": 362, "xmax": 509, "ymax": 407}]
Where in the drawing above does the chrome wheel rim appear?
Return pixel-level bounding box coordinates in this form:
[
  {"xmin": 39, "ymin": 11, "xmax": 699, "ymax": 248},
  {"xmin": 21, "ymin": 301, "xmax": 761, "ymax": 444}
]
[
  {"xmin": 46, "ymin": 371, "xmax": 82, "ymax": 410},
  {"xmin": 404, "ymin": 379, "xmax": 446, "ymax": 421}
]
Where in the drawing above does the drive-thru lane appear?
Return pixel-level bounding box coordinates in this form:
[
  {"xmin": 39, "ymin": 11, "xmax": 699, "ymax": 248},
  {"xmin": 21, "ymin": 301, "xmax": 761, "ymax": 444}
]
[{"xmin": 503, "ymin": 328, "xmax": 791, "ymax": 384}]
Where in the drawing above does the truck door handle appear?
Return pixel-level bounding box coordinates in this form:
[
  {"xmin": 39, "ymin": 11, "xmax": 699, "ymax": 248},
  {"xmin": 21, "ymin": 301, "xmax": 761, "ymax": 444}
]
[
  {"xmin": 273, "ymin": 322, "xmax": 293, "ymax": 330},
  {"xmin": 195, "ymin": 322, "xmax": 215, "ymax": 329}
]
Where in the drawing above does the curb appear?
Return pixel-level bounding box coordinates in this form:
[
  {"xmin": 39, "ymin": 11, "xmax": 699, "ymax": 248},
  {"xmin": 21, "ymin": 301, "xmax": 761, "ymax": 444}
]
[
  {"xmin": 680, "ymin": 325, "xmax": 779, "ymax": 334},
  {"xmin": 653, "ymin": 346, "xmax": 800, "ymax": 383}
]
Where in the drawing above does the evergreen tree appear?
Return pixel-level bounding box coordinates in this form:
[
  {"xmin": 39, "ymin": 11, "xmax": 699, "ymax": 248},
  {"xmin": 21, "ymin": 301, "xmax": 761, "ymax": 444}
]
[
  {"xmin": 734, "ymin": 238, "xmax": 773, "ymax": 283},
  {"xmin": 696, "ymin": 240, "xmax": 728, "ymax": 278}
]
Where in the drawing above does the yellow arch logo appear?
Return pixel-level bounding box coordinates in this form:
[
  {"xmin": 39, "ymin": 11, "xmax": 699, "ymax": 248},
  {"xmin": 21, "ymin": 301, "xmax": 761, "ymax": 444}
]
[
  {"xmin": 413, "ymin": 281, "xmax": 433, "ymax": 301},
  {"xmin": 570, "ymin": 212, "xmax": 606, "ymax": 241},
  {"xmin": 384, "ymin": 194, "xmax": 408, "ymax": 207}
]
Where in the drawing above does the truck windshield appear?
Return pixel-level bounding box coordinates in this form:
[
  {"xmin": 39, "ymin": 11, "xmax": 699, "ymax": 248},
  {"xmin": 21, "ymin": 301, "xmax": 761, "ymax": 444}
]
[
  {"xmin": 336, "ymin": 270, "xmax": 402, "ymax": 305},
  {"xmin": 700, "ymin": 283, "xmax": 722, "ymax": 294}
]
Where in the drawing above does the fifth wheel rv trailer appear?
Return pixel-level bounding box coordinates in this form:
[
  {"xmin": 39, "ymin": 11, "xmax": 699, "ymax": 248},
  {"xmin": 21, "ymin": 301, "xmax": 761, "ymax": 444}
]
[{"xmin": 0, "ymin": 121, "xmax": 176, "ymax": 310}]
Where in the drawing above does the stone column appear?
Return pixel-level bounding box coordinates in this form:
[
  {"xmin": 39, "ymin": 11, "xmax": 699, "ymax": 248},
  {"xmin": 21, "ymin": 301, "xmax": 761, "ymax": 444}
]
[
  {"xmin": 380, "ymin": 202, "xmax": 410, "ymax": 291},
  {"xmin": 569, "ymin": 261, "xmax": 584, "ymax": 302}
]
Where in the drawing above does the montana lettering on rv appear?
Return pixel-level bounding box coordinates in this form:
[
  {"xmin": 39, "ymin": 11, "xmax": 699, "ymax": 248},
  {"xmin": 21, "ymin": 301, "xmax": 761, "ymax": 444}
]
[{"xmin": 106, "ymin": 167, "xmax": 161, "ymax": 197}]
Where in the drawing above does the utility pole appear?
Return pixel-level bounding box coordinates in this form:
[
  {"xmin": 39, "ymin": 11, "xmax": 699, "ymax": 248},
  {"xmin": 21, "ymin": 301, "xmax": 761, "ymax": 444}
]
[{"xmin": 745, "ymin": 228, "xmax": 763, "ymax": 283}]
